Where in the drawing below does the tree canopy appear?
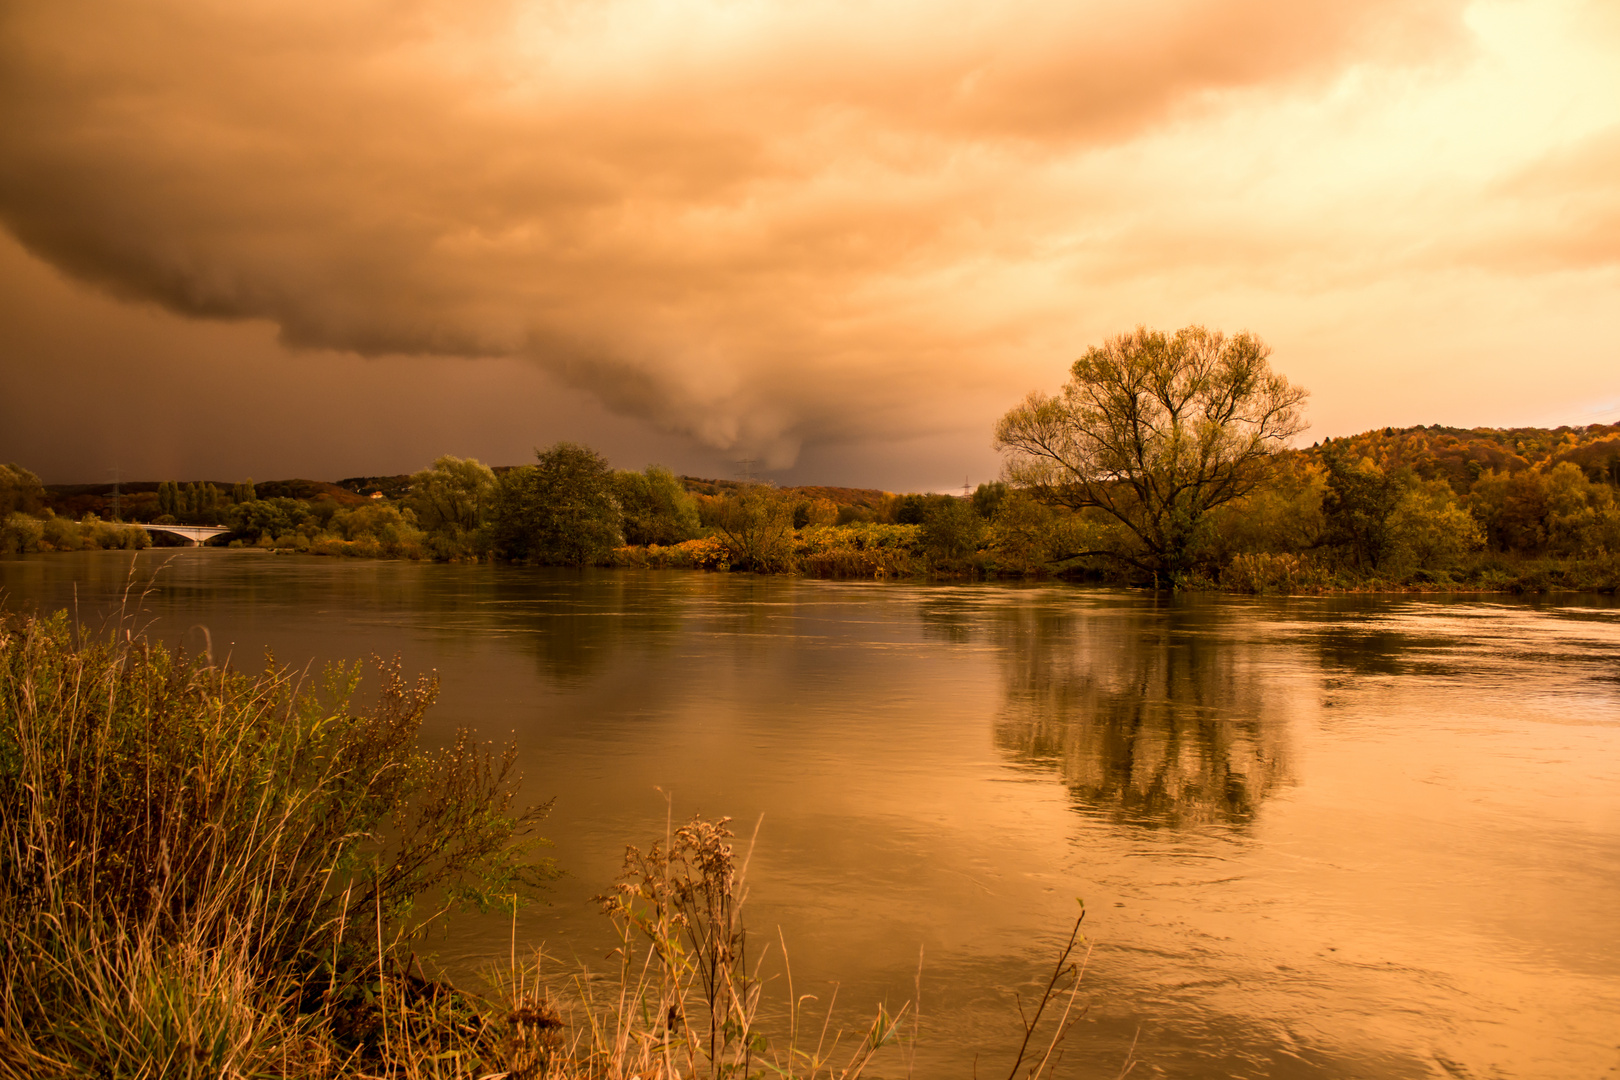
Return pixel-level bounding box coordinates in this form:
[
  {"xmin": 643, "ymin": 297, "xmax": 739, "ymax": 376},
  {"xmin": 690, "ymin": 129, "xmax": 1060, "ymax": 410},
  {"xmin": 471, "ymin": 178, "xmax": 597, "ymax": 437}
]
[
  {"xmin": 408, "ymin": 455, "xmax": 496, "ymax": 535},
  {"xmin": 994, "ymin": 325, "xmax": 1307, "ymax": 579},
  {"xmin": 490, "ymin": 443, "xmax": 622, "ymax": 565},
  {"xmin": 615, "ymin": 466, "xmax": 701, "ymax": 547},
  {"xmin": 0, "ymin": 464, "xmax": 44, "ymax": 516}
]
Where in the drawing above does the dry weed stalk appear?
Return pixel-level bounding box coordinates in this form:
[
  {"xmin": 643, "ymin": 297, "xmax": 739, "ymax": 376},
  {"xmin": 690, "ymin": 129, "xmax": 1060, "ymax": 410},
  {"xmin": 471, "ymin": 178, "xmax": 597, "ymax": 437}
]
[
  {"xmin": 590, "ymin": 813, "xmax": 907, "ymax": 1080},
  {"xmin": 0, "ymin": 604, "xmax": 1124, "ymax": 1079},
  {"xmin": 1002, "ymin": 903, "xmax": 1103, "ymax": 1080}
]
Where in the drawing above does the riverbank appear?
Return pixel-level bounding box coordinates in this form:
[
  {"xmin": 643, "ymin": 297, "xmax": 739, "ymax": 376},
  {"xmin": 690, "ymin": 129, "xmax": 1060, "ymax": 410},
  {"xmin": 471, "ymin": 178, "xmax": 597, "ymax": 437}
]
[
  {"xmin": 0, "ymin": 609, "xmax": 552, "ymax": 1077},
  {"xmin": 7, "ymin": 515, "xmax": 1619, "ymax": 596},
  {"xmin": 0, "ymin": 609, "xmax": 1087, "ymax": 1079}
]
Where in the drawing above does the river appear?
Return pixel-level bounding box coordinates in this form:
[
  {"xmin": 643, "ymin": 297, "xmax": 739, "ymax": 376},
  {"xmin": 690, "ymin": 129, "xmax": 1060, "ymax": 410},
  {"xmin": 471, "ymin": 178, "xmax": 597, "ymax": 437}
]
[{"xmin": 2, "ymin": 550, "xmax": 1617, "ymax": 1078}]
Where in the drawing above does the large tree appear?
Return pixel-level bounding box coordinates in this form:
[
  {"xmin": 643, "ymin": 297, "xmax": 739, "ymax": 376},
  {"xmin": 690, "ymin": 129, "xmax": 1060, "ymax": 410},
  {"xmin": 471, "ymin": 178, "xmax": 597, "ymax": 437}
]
[
  {"xmin": 614, "ymin": 465, "xmax": 701, "ymax": 547},
  {"xmin": 408, "ymin": 455, "xmax": 496, "ymax": 535},
  {"xmin": 490, "ymin": 442, "xmax": 622, "ymax": 565},
  {"xmin": 994, "ymin": 325, "xmax": 1307, "ymax": 580},
  {"xmin": 0, "ymin": 463, "xmax": 43, "ymax": 516}
]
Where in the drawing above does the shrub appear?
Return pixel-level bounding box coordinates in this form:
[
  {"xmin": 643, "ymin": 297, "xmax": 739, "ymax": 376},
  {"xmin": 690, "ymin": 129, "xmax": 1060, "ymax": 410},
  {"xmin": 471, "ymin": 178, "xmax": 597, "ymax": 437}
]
[
  {"xmin": 616, "ymin": 466, "xmax": 701, "ymax": 547},
  {"xmin": 75, "ymin": 515, "xmax": 151, "ymax": 550},
  {"xmin": 0, "ymin": 612, "xmax": 552, "ymax": 1076},
  {"xmin": 40, "ymin": 514, "xmax": 82, "ymax": 551},
  {"xmin": 609, "ymin": 536, "xmax": 731, "ymax": 570},
  {"xmin": 796, "ymin": 523, "xmax": 922, "ymax": 578},
  {"xmin": 712, "ymin": 485, "xmax": 796, "ymax": 572},
  {"xmin": 0, "ymin": 513, "xmax": 44, "ymax": 555},
  {"xmin": 921, "ymin": 497, "xmax": 984, "ymax": 562},
  {"xmin": 985, "ymin": 493, "xmax": 1058, "ymax": 575},
  {"xmin": 1221, "ymin": 552, "xmax": 1328, "ymax": 595},
  {"xmin": 972, "ymin": 481, "xmax": 1009, "ymax": 520},
  {"xmin": 408, "ymin": 455, "xmax": 496, "ymax": 535},
  {"xmin": 0, "ymin": 464, "xmax": 44, "ymax": 516}
]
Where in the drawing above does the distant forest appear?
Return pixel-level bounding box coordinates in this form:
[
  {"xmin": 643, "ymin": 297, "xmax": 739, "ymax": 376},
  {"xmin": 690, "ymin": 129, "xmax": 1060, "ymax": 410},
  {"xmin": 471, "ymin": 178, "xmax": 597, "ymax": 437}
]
[{"xmin": 3, "ymin": 420, "xmax": 1619, "ymax": 594}]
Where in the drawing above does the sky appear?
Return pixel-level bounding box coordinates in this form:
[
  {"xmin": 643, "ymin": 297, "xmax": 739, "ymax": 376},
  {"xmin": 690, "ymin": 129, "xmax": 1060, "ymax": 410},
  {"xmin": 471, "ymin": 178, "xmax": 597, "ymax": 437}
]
[{"xmin": 2, "ymin": 0, "xmax": 1618, "ymax": 491}]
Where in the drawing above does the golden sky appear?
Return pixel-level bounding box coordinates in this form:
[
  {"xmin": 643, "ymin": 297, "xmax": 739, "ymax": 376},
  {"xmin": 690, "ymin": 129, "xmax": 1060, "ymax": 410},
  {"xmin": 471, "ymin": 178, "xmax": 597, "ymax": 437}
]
[{"xmin": 2, "ymin": 0, "xmax": 1617, "ymax": 487}]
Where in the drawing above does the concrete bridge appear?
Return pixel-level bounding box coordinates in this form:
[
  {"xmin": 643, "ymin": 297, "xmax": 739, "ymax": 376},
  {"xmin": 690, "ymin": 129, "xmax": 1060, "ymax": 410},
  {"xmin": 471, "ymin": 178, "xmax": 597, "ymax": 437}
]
[{"xmin": 130, "ymin": 523, "xmax": 232, "ymax": 546}]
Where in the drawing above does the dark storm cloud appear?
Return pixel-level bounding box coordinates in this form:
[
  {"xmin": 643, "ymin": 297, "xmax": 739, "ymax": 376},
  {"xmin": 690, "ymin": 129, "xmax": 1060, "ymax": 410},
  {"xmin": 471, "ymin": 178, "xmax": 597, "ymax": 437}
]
[{"xmin": 0, "ymin": 0, "xmax": 1471, "ymax": 467}]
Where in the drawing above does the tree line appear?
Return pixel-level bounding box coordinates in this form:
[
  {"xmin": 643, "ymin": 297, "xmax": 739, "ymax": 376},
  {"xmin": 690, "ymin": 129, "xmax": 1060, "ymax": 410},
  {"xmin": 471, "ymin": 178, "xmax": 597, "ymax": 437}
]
[
  {"xmin": 992, "ymin": 324, "xmax": 1620, "ymax": 592},
  {"xmin": 5, "ymin": 324, "xmax": 1620, "ymax": 591}
]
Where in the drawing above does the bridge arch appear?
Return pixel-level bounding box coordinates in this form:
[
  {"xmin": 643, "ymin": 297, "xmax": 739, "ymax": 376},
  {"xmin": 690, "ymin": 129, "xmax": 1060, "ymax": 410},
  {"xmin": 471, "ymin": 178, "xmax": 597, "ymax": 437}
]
[{"xmin": 129, "ymin": 524, "xmax": 232, "ymax": 547}]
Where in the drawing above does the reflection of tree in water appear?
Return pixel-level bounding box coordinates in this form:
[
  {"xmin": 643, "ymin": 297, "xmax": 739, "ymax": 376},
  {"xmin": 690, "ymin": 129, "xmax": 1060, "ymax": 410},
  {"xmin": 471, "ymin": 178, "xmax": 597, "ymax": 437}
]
[
  {"xmin": 993, "ymin": 603, "xmax": 1290, "ymax": 829},
  {"xmin": 1313, "ymin": 626, "xmax": 1459, "ymax": 677},
  {"xmin": 918, "ymin": 594, "xmax": 982, "ymax": 644},
  {"xmin": 504, "ymin": 571, "xmax": 806, "ymax": 686},
  {"xmin": 503, "ymin": 572, "xmax": 692, "ymax": 685}
]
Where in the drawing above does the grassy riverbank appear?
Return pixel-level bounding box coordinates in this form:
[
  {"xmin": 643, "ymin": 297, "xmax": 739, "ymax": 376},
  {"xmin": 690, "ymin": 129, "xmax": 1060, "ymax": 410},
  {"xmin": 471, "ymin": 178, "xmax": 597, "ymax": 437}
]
[
  {"xmin": 0, "ymin": 612, "xmax": 1091, "ymax": 1079},
  {"xmin": 0, "ymin": 610, "xmax": 557, "ymax": 1077}
]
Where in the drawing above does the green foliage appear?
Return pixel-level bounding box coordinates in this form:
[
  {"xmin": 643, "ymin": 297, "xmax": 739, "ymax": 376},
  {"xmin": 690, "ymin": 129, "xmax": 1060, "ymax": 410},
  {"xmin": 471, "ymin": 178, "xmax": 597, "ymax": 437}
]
[
  {"xmin": 306, "ymin": 495, "xmax": 342, "ymax": 530},
  {"xmin": 1543, "ymin": 462, "xmax": 1620, "ymax": 555},
  {"xmin": 711, "ymin": 484, "xmax": 796, "ymax": 572},
  {"xmin": 796, "ymin": 523, "xmax": 922, "ymax": 577},
  {"xmin": 1469, "ymin": 468, "xmax": 1548, "ymax": 553},
  {"xmin": 615, "ymin": 465, "xmax": 701, "ymax": 547},
  {"xmin": 161, "ymin": 481, "xmax": 223, "ymax": 525},
  {"xmin": 227, "ymin": 497, "xmax": 308, "ymax": 541},
  {"xmin": 920, "ymin": 496, "xmax": 984, "ymax": 562},
  {"xmin": 1385, "ymin": 475, "xmax": 1486, "ymax": 573},
  {"xmin": 1468, "ymin": 462, "xmax": 1620, "ymax": 557},
  {"xmin": 1319, "ymin": 446, "xmax": 1401, "ymax": 570},
  {"xmin": 491, "ymin": 443, "xmax": 623, "ymax": 565},
  {"xmin": 892, "ymin": 493, "xmax": 933, "ymax": 525},
  {"xmin": 971, "ymin": 481, "xmax": 1008, "ymax": 520},
  {"xmin": 24, "ymin": 514, "xmax": 152, "ymax": 553},
  {"xmin": 984, "ymin": 491, "xmax": 1060, "ymax": 575},
  {"xmin": 0, "ymin": 512, "xmax": 45, "ymax": 554},
  {"xmin": 24, "ymin": 417, "xmax": 1616, "ymax": 592},
  {"xmin": 407, "ymin": 455, "xmax": 496, "ymax": 536},
  {"xmin": 327, "ymin": 503, "xmax": 426, "ymax": 553},
  {"xmin": 996, "ymin": 324, "xmax": 1308, "ymax": 579},
  {"xmin": 0, "ymin": 464, "xmax": 43, "ymax": 517},
  {"xmin": 0, "ymin": 612, "xmax": 553, "ymax": 1076},
  {"xmin": 1204, "ymin": 456, "xmax": 1327, "ymax": 562}
]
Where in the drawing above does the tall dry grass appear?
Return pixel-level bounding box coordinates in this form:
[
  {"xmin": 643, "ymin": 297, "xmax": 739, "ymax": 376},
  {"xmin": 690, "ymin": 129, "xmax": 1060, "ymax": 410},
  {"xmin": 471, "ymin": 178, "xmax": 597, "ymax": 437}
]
[
  {"xmin": 0, "ymin": 610, "xmax": 549, "ymax": 1078},
  {"xmin": 0, "ymin": 609, "xmax": 1113, "ymax": 1079}
]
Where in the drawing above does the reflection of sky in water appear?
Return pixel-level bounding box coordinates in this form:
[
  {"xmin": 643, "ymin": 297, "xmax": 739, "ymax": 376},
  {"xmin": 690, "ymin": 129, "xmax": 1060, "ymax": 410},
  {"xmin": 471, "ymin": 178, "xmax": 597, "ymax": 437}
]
[{"xmin": 2, "ymin": 553, "xmax": 1618, "ymax": 1079}]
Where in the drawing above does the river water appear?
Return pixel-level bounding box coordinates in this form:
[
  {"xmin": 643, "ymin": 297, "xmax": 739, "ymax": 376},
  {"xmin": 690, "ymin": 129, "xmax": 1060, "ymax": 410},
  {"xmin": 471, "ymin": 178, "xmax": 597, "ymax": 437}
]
[{"xmin": 2, "ymin": 550, "xmax": 1617, "ymax": 1079}]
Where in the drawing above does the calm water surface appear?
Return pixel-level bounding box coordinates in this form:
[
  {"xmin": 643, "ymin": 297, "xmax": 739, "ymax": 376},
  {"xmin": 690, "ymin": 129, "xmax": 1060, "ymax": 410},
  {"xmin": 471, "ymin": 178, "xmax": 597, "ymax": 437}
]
[{"xmin": 3, "ymin": 551, "xmax": 1618, "ymax": 1079}]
